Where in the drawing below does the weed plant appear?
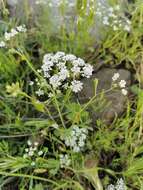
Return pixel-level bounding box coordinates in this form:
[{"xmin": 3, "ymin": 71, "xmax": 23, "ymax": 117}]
[{"xmin": 0, "ymin": 0, "xmax": 143, "ymax": 190}]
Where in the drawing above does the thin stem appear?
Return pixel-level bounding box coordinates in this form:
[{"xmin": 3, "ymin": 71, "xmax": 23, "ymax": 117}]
[
  {"xmin": 0, "ymin": 133, "xmax": 33, "ymax": 139},
  {"xmin": 0, "ymin": 172, "xmax": 59, "ymax": 186},
  {"xmin": 82, "ymin": 88, "xmax": 113, "ymax": 112},
  {"xmin": 44, "ymin": 106, "xmax": 55, "ymax": 122},
  {"xmin": 73, "ymin": 87, "xmax": 113, "ymax": 124},
  {"xmin": 61, "ymin": 89, "xmax": 72, "ymax": 111},
  {"xmin": 53, "ymin": 92, "xmax": 66, "ymax": 128}
]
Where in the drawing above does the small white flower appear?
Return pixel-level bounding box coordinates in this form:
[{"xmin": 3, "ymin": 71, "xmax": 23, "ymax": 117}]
[
  {"xmin": 4, "ymin": 25, "xmax": 26, "ymax": 42},
  {"xmin": 29, "ymin": 147, "xmax": 34, "ymax": 151},
  {"xmin": 50, "ymin": 55, "xmax": 59, "ymax": 63},
  {"xmin": 34, "ymin": 142, "xmax": 39, "ymax": 146},
  {"xmin": 27, "ymin": 140, "xmax": 32, "ymax": 146},
  {"xmin": 43, "ymin": 53, "xmax": 53, "ymax": 62},
  {"xmin": 77, "ymin": 58, "xmax": 85, "ymax": 66},
  {"xmin": 72, "ymin": 60, "xmax": 80, "ymax": 67},
  {"xmin": 112, "ymin": 73, "xmax": 120, "ymax": 81},
  {"xmin": 49, "ymin": 74, "xmax": 61, "ymax": 89},
  {"xmin": 55, "ymin": 51, "xmax": 65, "ymax": 58},
  {"xmin": 57, "ymin": 62, "xmax": 66, "ymax": 69},
  {"xmin": 35, "ymin": 89, "xmax": 44, "ymax": 96},
  {"xmin": 37, "ymin": 69, "xmax": 42, "ymax": 73},
  {"xmin": 4, "ymin": 32, "xmax": 11, "ymax": 41},
  {"xmin": 48, "ymin": 92, "xmax": 54, "ymax": 98},
  {"xmin": 82, "ymin": 64, "xmax": 93, "ymax": 78},
  {"xmin": 71, "ymin": 66, "xmax": 81, "ymax": 75},
  {"xmin": 16, "ymin": 25, "xmax": 27, "ymax": 32},
  {"xmin": 25, "ymin": 148, "xmax": 29, "ymax": 153},
  {"xmin": 119, "ymin": 80, "xmax": 126, "ymax": 88},
  {"xmin": 78, "ymin": 140, "xmax": 85, "ymax": 147},
  {"xmin": 0, "ymin": 41, "xmax": 6, "ymax": 48},
  {"xmin": 106, "ymin": 184, "xmax": 115, "ymax": 190},
  {"xmin": 81, "ymin": 128, "xmax": 88, "ymax": 134},
  {"xmin": 73, "ymin": 126, "xmax": 81, "ymax": 134},
  {"xmin": 31, "ymin": 161, "xmax": 36, "ymax": 166},
  {"xmin": 28, "ymin": 151, "xmax": 34, "ymax": 156},
  {"xmin": 60, "ymin": 154, "xmax": 71, "ymax": 168},
  {"xmin": 58, "ymin": 68, "xmax": 69, "ymax": 81},
  {"xmin": 80, "ymin": 133, "xmax": 87, "ymax": 141},
  {"xmin": 52, "ymin": 123, "xmax": 59, "ymax": 129},
  {"xmin": 42, "ymin": 61, "xmax": 54, "ymax": 71},
  {"xmin": 124, "ymin": 25, "xmax": 130, "ymax": 32},
  {"xmin": 44, "ymin": 72, "xmax": 51, "ymax": 78},
  {"xmin": 29, "ymin": 81, "xmax": 34, "ymax": 86},
  {"xmin": 103, "ymin": 16, "xmax": 110, "ymax": 25},
  {"xmin": 10, "ymin": 29, "xmax": 18, "ymax": 37},
  {"xmin": 71, "ymin": 80, "xmax": 83, "ymax": 93},
  {"xmin": 38, "ymin": 150, "xmax": 43, "ymax": 156},
  {"xmin": 121, "ymin": 89, "xmax": 128, "ymax": 96},
  {"xmin": 116, "ymin": 178, "xmax": 126, "ymax": 190},
  {"xmin": 64, "ymin": 54, "xmax": 77, "ymax": 61}
]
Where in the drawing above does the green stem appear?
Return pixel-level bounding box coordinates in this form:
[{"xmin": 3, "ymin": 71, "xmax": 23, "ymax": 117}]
[
  {"xmin": 53, "ymin": 92, "xmax": 66, "ymax": 128},
  {"xmin": 44, "ymin": 106, "xmax": 55, "ymax": 122},
  {"xmin": 0, "ymin": 172, "xmax": 59, "ymax": 186},
  {"xmin": 0, "ymin": 133, "xmax": 32, "ymax": 139},
  {"xmin": 73, "ymin": 87, "xmax": 113, "ymax": 124}
]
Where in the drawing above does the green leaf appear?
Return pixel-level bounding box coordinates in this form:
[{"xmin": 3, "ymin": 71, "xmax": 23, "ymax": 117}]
[
  {"xmin": 66, "ymin": 103, "xmax": 89, "ymax": 123},
  {"xmin": 34, "ymin": 184, "xmax": 44, "ymax": 190},
  {"xmin": 31, "ymin": 97, "xmax": 45, "ymax": 112},
  {"xmin": 130, "ymin": 85, "xmax": 142, "ymax": 95},
  {"xmin": 125, "ymin": 158, "xmax": 143, "ymax": 176}
]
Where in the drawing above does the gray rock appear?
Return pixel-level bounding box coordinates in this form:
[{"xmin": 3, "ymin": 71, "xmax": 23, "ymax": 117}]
[
  {"xmin": 7, "ymin": 0, "xmax": 18, "ymax": 6},
  {"xmin": 78, "ymin": 68, "xmax": 131, "ymax": 125},
  {"xmin": 7, "ymin": 0, "xmax": 36, "ymax": 23}
]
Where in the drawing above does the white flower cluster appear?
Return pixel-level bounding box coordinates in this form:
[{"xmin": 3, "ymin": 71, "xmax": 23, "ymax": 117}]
[
  {"xmin": 96, "ymin": 2, "xmax": 131, "ymax": 32},
  {"xmin": 0, "ymin": 25, "xmax": 27, "ymax": 48},
  {"xmin": 35, "ymin": 0, "xmax": 74, "ymax": 7},
  {"xmin": 112, "ymin": 73, "xmax": 128, "ymax": 96},
  {"xmin": 62, "ymin": 125, "xmax": 88, "ymax": 152},
  {"xmin": 59, "ymin": 154, "xmax": 71, "ymax": 168},
  {"xmin": 23, "ymin": 140, "xmax": 43, "ymax": 166},
  {"xmin": 106, "ymin": 178, "xmax": 126, "ymax": 190},
  {"xmin": 41, "ymin": 51, "xmax": 93, "ymax": 93},
  {"xmin": 29, "ymin": 77, "xmax": 47, "ymax": 97}
]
